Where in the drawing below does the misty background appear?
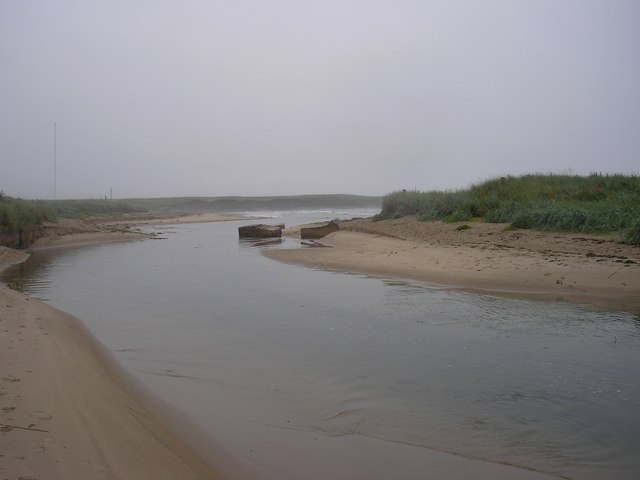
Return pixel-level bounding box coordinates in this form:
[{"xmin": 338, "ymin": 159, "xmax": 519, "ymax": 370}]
[{"xmin": 1, "ymin": 0, "xmax": 639, "ymax": 200}]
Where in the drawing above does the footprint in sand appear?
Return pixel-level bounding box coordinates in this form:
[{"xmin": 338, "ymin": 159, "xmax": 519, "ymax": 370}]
[
  {"xmin": 34, "ymin": 412, "xmax": 52, "ymax": 421},
  {"xmin": 2, "ymin": 376, "xmax": 21, "ymax": 383},
  {"xmin": 2, "ymin": 406, "xmax": 16, "ymax": 413}
]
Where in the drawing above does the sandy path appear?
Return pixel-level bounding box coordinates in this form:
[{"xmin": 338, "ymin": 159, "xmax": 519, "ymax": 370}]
[
  {"xmin": 267, "ymin": 217, "xmax": 640, "ymax": 313},
  {"xmin": 0, "ymin": 283, "xmax": 223, "ymax": 480}
]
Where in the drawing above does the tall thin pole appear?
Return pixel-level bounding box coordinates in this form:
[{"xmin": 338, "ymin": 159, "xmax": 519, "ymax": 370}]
[{"xmin": 53, "ymin": 122, "xmax": 57, "ymax": 200}]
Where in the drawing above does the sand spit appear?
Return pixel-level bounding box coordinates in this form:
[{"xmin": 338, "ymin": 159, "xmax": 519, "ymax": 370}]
[
  {"xmin": 27, "ymin": 213, "xmax": 259, "ymax": 251},
  {"xmin": 267, "ymin": 216, "xmax": 640, "ymax": 313}
]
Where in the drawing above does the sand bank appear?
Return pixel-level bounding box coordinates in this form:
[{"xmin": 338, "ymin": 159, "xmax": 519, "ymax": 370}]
[
  {"xmin": 0, "ymin": 281, "xmax": 222, "ymax": 480},
  {"xmin": 267, "ymin": 217, "xmax": 640, "ymax": 313},
  {"xmin": 27, "ymin": 213, "xmax": 259, "ymax": 251},
  {"xmin": 0, "ymin": 246, "xmax": 29, "ymax": 272}
]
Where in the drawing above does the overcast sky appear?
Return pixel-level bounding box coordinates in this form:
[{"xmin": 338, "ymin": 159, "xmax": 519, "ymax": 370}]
[{"xmin": 2, "ymin": 1, "xmax": 639, "ymax": 199}]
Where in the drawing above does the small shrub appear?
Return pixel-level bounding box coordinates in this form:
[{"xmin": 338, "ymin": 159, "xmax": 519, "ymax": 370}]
[{"xmin": 456, "ymin": 224, "xmax": 470, "ymax": 231}]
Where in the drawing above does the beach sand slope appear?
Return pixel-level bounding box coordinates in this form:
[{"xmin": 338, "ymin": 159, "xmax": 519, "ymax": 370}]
[{"xmin": 0, "ymin": 284, "xmax": 222, "ymax": 480}]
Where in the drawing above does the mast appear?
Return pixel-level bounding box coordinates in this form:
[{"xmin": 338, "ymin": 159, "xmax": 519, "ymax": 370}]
[{"xmin": 53, "ymin": 122, "xmax": 57, "ymax": 200}]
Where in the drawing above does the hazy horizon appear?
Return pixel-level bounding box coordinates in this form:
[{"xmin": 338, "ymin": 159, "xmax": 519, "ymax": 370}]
[{"xmin": 2, "ymin": 1, "xmax": 639, "ymax": 200}]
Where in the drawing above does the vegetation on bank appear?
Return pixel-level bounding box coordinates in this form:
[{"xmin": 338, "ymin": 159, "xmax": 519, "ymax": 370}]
[
  {"xmin": 0, "ymin": 195, "xmax": 143, "ymax": 248},
  {"xmin": 0, "ymin": 194, "xmax": 57, "ymax": 232},
  {"xmin": 376, "ymin": 174, "xmax": 640, "ymax": 244}
]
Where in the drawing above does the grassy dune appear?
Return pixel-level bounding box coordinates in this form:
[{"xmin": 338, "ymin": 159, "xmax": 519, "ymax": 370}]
[
  {"xmin": 0, "ymin": 196, "xmax": 56, "ymax": 231},
  {"xmin": 0, "ymin": 195, "xmax": 57, "ymax": 248},
  {"xmin": 377, "ymin": 174, "xmax": 640, "ymax": 244}
]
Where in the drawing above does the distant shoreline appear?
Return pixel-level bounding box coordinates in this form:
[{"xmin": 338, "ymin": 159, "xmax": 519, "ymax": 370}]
[{"xmin": 267, "ymin": 216, "xmax": 640, "ymax": 314}]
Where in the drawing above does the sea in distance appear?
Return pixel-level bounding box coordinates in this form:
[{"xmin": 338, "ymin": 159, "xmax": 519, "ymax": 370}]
[{"xmin": 2, "ymin": 209, "xmax": 639, "ymax": 480}]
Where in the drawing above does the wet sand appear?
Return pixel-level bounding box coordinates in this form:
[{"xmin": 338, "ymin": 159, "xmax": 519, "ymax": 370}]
[{"xmin": 268, "ymin": 216, "xmax": 640, "ymax": 313}]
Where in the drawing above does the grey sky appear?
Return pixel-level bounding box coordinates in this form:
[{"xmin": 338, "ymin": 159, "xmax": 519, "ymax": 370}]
[{"xmin": 1, "ymin": 0, "xmax": 639, "ymax": 199}]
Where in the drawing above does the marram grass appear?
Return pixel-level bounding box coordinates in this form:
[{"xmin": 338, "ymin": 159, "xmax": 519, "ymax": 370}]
[
  {"xmin": 0, "ymin": 196, "xmax": 56, "ymax": 232},
  {"xmin": 378, "ymin": 174, "xmax": 640, "ymax": 244}
]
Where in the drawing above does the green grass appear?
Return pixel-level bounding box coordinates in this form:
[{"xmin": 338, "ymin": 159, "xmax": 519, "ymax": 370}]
[
  {"xmin": 0, "ymin": 195, "xmax": 57, "ymax": 232},
  {"xmin": 0, "ymin": 196, "xmax": 142, "ymax": 247},
  {"xmin": 378, "ymin": 174, "xmax": 640, "ymax": 244}
]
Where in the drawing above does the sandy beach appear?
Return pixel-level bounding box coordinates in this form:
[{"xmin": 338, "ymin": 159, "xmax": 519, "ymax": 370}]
[
  {"xmin": 269, "ymin": 216, "xmax": 640, "ymax": 313},
  {"xmin": 0, "ymin": 283, "xmax": 223, "ymax": 480}
]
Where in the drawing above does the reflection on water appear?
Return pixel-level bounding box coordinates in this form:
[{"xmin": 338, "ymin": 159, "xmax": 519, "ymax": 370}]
[{"xmin": 2, "ymin": 212, "xmax": 639, "ymax": 480}]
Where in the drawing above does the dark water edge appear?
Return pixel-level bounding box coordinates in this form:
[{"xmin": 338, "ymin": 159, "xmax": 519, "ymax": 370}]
[{"xmin": 2, "ymin": 211, "xmax": 639, "ymax": 480}]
